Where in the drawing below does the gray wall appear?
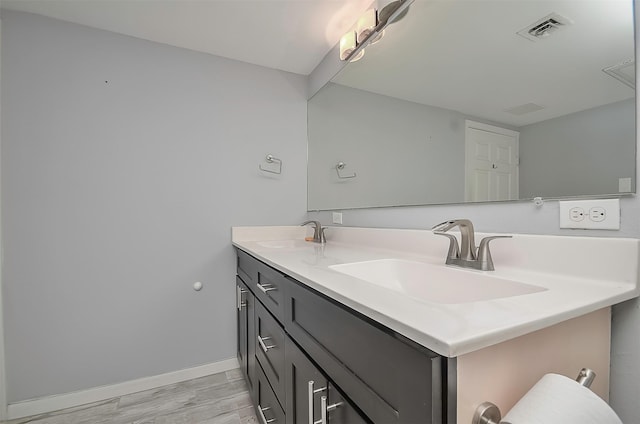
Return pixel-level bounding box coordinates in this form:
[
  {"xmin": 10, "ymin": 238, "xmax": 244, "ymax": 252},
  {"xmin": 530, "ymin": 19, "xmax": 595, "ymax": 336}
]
[
  {"xmin": 520, "ymin": 99, "xmax": 636, "ymax": 198},
  {"xmin": 1, "ymin": 10, "xmax": 308, "ymax": 403}
]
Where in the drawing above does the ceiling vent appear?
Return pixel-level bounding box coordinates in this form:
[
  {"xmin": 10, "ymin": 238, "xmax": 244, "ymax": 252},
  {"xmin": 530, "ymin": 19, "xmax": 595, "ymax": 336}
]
[
  {"xmin": 504, "ymin": 103, "xmax": 545, "ymax": 116},
  {"xmin": 603, "ymin": 60, "xmax": 635, "ymax": 89},
  {"xmin": 517, "ymin": 13, "xmax": 573, "ymax": 42}
]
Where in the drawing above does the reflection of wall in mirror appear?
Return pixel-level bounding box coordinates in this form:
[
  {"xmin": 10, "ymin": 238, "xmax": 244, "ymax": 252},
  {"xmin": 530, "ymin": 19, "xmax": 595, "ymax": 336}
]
[
  {"xmin": 519, "ymin": 98, "xmax": 635, "ymax": 199},
  {"xmin": 307, "ymin": 83, "xmax": 516, "ymax": 210},
  {"xmin": 308, "ymin": 84, "xmax": 635, "ymax": 210}
]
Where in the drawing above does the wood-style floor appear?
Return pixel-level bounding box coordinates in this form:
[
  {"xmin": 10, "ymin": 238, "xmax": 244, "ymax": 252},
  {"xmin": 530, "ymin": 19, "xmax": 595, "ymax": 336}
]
[{"xmin": 2, "ymin": 369, "xmax": 258, "ymax": 424}]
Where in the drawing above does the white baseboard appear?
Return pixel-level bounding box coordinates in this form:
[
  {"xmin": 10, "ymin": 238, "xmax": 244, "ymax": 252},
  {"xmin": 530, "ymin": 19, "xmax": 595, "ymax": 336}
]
[{"xmin": 7, "ymin": 357, "xmax": 240, "ymax": 420}]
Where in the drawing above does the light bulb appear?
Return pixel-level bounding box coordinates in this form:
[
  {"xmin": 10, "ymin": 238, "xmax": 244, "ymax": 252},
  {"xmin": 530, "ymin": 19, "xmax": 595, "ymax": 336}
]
[
  {"xmin": 357, "ymin": 9, "xmax": 384, "ymax": 45},
  {"xmin": 339, "ymin": 31, "xmax": 365, "ymax": 62},
  {"xmin": 339, "ymin": 31, "xmax": 356, "ymax": 60},
  {"xmin": 356, "ymin": 9, "xmax": 376, "ymax": 43}
]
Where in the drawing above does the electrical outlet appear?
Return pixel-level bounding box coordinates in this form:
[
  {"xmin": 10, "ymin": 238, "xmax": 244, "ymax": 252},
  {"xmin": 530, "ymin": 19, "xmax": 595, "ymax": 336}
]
[
  {"xmin": 559, "ymin": 199, "xmax": 620, "ymax": 230},
  {"xmin": 569, "ymin": 207, "xmax": 585, "ymax": 222},
  {"xmin": 332, "ymin": 212, "xmax": 343, "ymax": 225},
  {"xmin": 589, "ymin": 207, "xmax": 606, "ymax": 222}
]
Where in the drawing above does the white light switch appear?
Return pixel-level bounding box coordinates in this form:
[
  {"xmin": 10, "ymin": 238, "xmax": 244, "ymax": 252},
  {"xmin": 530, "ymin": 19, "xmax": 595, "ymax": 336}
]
[
  {"xmin": 619, "ymin": 177, "xmax": 632, "ymax": 193},
  {"xmin": 332, "ymin": 212, "xmax": 343, "ymax": 224}
]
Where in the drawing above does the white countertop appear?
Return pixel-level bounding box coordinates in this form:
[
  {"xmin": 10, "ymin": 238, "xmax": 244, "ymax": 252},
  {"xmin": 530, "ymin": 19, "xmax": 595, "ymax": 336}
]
[{"xmin": 232, "ymin": 226, "xmax": 640, "ymax": 357}]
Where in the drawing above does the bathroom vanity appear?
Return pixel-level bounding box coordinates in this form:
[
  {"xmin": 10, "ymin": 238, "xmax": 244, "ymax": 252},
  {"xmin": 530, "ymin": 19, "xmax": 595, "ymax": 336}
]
[{"xmin": 232, "ymin": 226, "xmax": 639, "ymax": 424}]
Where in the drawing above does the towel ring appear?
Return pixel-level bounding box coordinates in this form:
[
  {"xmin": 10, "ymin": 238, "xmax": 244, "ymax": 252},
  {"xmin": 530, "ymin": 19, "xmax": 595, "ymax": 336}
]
[
  {"xmin": 260, "ymin": 154, "xmax": 282, "ymax": 174},
  {"xmin": 335, "ymin": 162, "xmax": 356, "ymax": 179}
]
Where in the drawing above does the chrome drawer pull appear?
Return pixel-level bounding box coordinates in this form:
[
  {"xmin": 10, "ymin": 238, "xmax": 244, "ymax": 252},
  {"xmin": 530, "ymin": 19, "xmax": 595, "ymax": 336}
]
[
  {"xmin": 319, "ymin": 395, "xmax": 343, "ymax": 424},
  {"xmin": 236, "ymin": 286, "xmax": 247, "ymax": 310},
  {"xmin": 257, "ymin": 283, "xmax": 277, "ymax": 294},
  {"xmin": 307, "ymin": 380, "xmax": 327, "ymax": 424},
  {"xmin": 258, "ymin": 405, "xmax": 276, "ymax": 424},
  {"xmin": 258, "ymin": 335, "xmax": 275, "ymax": 353}
]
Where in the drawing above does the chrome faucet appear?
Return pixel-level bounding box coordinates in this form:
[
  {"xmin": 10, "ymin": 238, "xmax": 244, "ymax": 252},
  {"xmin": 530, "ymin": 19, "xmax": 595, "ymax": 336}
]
[
  {"xmin": 301, "ymin": 220, "xmax": 326, "ymax": 243},
  {"xmin": 432, "ymin": 219, "xmax": 511, "ymax": 271}
]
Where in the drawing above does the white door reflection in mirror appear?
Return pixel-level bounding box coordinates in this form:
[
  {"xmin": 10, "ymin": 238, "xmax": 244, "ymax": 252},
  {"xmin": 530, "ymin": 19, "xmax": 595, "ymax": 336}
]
[{"xmin": 465, "ymin": 121, "xmax": 519, "ymax": 202}]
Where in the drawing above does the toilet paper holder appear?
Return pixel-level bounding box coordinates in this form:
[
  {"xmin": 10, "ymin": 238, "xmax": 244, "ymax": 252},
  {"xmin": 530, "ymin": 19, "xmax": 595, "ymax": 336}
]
[{"xmin": 472, "ymin": 368, "xmax": 596, "ymax": 424}]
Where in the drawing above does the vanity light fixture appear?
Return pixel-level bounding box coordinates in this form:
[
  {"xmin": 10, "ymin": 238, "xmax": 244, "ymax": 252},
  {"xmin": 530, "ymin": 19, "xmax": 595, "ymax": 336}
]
[
  {"xmin": 339, "ymin": 7, "xmax": 382, "ymax": 62},
  {"xmin": 339, "ymin": 1, "xmax": 411, "ymax": 62}
]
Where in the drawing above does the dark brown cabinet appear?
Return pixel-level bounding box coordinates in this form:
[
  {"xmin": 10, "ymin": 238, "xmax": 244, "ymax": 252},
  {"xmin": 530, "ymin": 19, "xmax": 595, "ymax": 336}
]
[{"xmin": 236, "ymin": 248, "xmax": 445, "ymax": 424}]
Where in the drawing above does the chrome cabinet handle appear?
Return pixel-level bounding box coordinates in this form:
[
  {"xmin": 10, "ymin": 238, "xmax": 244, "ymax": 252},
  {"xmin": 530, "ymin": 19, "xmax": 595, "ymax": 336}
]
[
  {"xmin": 258, "ymin": 405, "xmax": 275, "ymax": 424},
  {"xmin": 307, "ymin": 380, "xmax": 326, "ymax": 424},
  {"xmin": 257, "ymin": 283, "xmax": 277, "ymax": 294},
  {"xmin": 319, "ymin": 395, "xmax": 342, "ymax": 424},
  {"xmin": 257, "ymin": 335, "xmax": 275, "ymax": 353},
  {"xmin": 236, "ymin": 286, "xmax": 247, "ymax": 310}
]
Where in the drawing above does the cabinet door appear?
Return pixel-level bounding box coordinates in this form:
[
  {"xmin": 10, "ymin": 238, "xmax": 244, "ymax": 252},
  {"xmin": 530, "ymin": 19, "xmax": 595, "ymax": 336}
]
[
  {"xmin": 285, "ymin": 337, "xmax": 369, "ymax": 424},
  {"xmin": 237, "ymin": 277, "xmax": 257, "ymax": 397},
  {"xmin": 237, "ymin": 277, "xmax": 248, "ymax": 377},
  {"xmin": 325, "ymin": 383, "xmax": 369, "ymax": 424},
  {"xmin": 285, "ymin": 337, "xmax": 327, "ymax": 424}
]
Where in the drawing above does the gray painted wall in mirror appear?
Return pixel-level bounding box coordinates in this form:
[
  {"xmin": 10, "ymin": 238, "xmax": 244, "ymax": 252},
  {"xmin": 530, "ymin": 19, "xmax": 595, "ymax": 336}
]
[
  {"xmin": 308, "ymin": 84, "xmax": 634, "ymax": 209},
  {"xmin": 520, "ymin": 98, "xmax": 636, "ymax": 198}
]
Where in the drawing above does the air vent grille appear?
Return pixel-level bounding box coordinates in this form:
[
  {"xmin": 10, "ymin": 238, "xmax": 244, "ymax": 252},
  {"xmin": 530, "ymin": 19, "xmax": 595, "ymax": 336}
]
[
  {"xmin": 504, "ymin": 103, "xmax": 545, "ymax": 116},
  {"xmin": 603, "ymin": 60, "xmax": 635, "ymax": 89},
  {"xmin": 517, "ymin": 13, "xmax": 573, "ymax": 42}
]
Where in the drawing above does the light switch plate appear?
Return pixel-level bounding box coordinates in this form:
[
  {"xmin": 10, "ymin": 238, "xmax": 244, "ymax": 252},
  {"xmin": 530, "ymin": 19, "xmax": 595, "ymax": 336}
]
[
  {"xmin": 619, "ymin": 177, "xmax": 632, "ymax": 193},
  {"xmin": 332, "ymin": 212, "xmax": 343, "ymax": 225},
  {"xmin": 559, "ymin": 199, "xmax": 620, "ymax": 230}
]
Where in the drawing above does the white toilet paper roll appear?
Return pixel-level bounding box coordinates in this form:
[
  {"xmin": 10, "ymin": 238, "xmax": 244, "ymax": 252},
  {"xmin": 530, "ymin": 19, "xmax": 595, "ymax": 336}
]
[{"xmin": 501, "ymin": 373, "xmax": 622, "ymax": 424}]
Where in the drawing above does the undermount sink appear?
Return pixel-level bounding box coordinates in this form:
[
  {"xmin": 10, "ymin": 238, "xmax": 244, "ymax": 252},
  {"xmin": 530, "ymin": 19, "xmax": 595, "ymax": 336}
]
[{"xmin": 329, "ymin": 259, "xmax": 547, "ymax": 304}]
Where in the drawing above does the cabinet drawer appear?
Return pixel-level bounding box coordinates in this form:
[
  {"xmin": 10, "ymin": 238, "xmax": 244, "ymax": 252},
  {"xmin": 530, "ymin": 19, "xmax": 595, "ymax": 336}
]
[
  {"xmin": 237, "ymin": 249, "xmax": 258, "ymax": 285},
  {"xmin": 256, "ymin": 301, "xmax": 286, "ymax": 406},
  {"xmin": 238, "ymin": 249, "xmax": 288, "ymax": 322},
  {"xmin": 257, "ymin": 364, "xmax": 286, "ymax": 424},
  {"xmin": 254, "ymin": 262, "xmax": 287, "ymax": 322},
  {"xmin": 285, "ymin": 279, "xmax": 443, "ymax": 424}
]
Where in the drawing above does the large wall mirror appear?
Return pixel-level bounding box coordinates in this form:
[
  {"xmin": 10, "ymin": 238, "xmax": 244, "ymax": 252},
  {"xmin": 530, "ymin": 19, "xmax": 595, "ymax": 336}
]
[{"xmin": 308, "ymin": 0, "xmax": 636, "ymax": 210}]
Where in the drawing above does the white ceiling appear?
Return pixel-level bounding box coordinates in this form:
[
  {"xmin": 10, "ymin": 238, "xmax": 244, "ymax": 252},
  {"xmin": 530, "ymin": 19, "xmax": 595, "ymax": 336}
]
[{"xmin": 1, "ymin": 0, "xmax": 374, "ymax": 75}]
